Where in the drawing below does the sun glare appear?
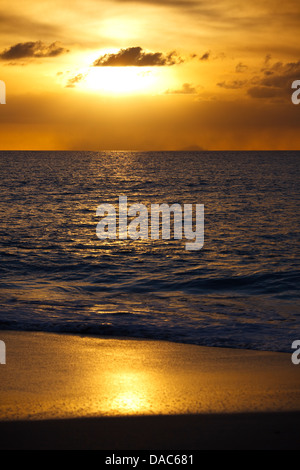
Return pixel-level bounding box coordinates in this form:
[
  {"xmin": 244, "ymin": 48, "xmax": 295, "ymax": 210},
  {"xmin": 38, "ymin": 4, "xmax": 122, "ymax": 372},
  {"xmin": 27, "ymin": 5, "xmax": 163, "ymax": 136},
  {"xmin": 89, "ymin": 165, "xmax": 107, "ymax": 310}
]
[{"xmin": 82, "ymin": 67, "xmax": 158, "ymax": 94}]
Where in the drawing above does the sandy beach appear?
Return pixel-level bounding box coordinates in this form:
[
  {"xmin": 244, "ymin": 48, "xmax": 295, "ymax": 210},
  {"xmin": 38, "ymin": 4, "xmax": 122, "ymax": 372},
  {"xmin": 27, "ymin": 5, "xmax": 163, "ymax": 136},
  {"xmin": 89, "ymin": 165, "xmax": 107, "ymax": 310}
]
[{"xmin": 0, "ymin": 330, "xmax": 299, "ymax": 449}]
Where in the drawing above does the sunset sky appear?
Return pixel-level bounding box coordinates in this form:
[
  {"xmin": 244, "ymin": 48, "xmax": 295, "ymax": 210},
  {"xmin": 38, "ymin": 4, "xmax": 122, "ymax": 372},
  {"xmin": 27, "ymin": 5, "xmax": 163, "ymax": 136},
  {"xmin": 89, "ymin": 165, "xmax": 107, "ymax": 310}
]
[{"xmin": 0, "ymin": 0, "xmax": 299, "ymax": 150}]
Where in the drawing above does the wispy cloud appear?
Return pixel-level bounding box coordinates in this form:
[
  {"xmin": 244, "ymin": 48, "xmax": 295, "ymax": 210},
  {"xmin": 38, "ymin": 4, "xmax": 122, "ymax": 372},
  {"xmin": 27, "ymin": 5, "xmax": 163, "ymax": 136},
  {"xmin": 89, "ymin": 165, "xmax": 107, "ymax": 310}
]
[
  {"xmin": 165, "ymin": 83, "xmax": 198, "ymax": 94},
  {"xmin": 65, "ymin": 73, "xmax": 86, "ymax": 88},
  {"xmin": 235, "ymin": 62, "xmax": 248, "ymax": 73},
  {"xmin": 247, "ymin": 86, "xmax": 282, "ymax": 99},
  {"xmin": 0, "ymin": 11, "xmax": 60, "ymax": 38},
  {"xmin": 93, "ymin": 46, "xmax": 183, "ymax": 67},
  {"xmin": 217, "ymin": 80, "xmax": 247, "ymax": 89},
  {"xmin": 112, "ymin": 0, "xmax": 199, "ymax": 7}
]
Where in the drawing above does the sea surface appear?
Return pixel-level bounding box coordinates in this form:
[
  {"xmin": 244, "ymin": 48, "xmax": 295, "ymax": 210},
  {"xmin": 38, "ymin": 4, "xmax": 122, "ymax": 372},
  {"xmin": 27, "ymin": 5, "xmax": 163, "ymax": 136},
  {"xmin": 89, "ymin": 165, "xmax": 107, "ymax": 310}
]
[{"xmin": 0, "ymin": 151, "xmax": 299, "ymax": 352}]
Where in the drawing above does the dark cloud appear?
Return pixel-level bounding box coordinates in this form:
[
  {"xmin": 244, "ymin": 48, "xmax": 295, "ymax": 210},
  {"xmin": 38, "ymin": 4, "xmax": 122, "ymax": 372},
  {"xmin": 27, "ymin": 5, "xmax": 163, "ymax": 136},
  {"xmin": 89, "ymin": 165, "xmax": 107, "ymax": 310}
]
[
  {"xmin": 0, "ymin": 41, "xmax": 69, "ymax": 61},
  {"xmin": 217, "ymin": 80, "xmax": 247, "ymax": 89},
  {"xmin": 189, "ymin": 52, "xmax": 213, "ymax": 61},
  {"xmin": 217, "ymin": 58, "xmax": 300, "ymax": 100},
  {"xmin": 165, "ymin": 83, "xmax": 197, "ymax": 94},
  {"xmin": 195, "ymin": 51, "xmax": 225, "ymax": 62},
  {"xmin": 93, "ymin": 47, "xmax": 183, "ymax": 67},
  {"xmin": 248, "ymin": 60, "xmax": 300, "ymax": 99},
  {"xmin": 66, "ymin": 73, "xmax": 86, "ymax": 88},
  {"xmin": 199, "ymin": 52, "xmax": 210, "ymax": 61},
  {"xmin": 261, "ymin": 61, "xmax": 300, "ymax": 87}
]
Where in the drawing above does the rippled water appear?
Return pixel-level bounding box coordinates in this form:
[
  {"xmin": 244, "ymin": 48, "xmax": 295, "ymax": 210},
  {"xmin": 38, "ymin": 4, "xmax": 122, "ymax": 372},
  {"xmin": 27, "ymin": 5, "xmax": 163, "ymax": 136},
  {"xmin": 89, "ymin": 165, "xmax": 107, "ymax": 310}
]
[{"xmin": 0, "ymin": 151, "xmax": 299, "ymax": 351}]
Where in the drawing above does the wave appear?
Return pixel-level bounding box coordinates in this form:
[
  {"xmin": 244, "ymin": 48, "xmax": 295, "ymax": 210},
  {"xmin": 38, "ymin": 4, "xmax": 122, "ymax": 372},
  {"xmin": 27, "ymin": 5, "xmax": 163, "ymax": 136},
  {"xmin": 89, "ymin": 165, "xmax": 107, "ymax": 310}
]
[{"xmin": 0, "ymin": 315, "xmax": 296, "ymax": 354}]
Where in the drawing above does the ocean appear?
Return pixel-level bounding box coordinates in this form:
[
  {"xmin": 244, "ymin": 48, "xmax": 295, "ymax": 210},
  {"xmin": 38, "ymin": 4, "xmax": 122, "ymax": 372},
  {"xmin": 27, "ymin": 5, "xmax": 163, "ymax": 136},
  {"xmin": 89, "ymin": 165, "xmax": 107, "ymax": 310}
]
[{"xmin": 0, "ymin": 150, "xmax": 299, "ymax": 352}]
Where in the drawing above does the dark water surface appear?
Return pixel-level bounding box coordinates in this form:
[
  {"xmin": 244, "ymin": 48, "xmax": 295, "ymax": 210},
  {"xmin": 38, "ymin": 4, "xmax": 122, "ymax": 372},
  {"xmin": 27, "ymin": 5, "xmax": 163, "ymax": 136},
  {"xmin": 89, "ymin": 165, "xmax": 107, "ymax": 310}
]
[{"xmin": 0, "ymin": 151, "xmax": 299, "ymax": 351}]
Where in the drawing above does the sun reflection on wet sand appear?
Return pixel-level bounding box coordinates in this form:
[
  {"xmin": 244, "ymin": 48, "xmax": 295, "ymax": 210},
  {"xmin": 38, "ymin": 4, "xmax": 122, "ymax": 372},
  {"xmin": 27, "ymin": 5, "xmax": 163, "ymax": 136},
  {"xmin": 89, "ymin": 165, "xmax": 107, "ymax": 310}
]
[
  {"xmin": 95, "ymin": 371, "xmax": 154, "ymax": 415},
  {"xmin": 111, "ymin": 390, "xmax": 147, "ymax": 413},
  {"xmin": 0, "ymin": 331, "xmax": 300, "ymax": 421}
]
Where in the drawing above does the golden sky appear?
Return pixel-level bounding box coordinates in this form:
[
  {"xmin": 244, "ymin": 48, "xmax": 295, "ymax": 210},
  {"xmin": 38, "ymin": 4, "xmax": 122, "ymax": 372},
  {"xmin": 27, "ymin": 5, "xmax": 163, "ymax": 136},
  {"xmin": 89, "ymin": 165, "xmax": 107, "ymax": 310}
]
[{"xmin": 0, "ymin": 0, "xmax": 299, "ymax": 150}]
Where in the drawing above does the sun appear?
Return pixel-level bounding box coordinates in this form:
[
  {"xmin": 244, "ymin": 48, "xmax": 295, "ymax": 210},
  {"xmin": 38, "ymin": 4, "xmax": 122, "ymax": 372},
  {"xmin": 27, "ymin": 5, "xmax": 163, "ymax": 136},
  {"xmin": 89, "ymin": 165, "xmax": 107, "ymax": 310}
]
[{"xmin": 81, "ymin": 67, "xmax": 158, "ymax": 94}]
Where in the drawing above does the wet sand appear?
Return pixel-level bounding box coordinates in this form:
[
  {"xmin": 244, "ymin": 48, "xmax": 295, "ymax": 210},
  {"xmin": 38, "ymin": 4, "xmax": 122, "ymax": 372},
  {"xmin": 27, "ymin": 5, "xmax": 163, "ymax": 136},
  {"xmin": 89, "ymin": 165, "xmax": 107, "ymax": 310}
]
[{"xmin": 0, "ymin": 331, "xmax": 299, "ymax": 449}]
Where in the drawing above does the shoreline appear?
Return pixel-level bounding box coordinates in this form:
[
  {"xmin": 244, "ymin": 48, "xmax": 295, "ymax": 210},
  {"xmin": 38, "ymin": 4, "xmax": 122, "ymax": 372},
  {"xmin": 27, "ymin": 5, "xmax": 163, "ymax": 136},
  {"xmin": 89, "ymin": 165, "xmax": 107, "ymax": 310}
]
[
  {"xmin": 0, "ymin": 330, "xmax": 299, "ymax": 449},
  {"xmin": 0, "ymin": 326, "xmax": 294, "ymax": 354}
]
